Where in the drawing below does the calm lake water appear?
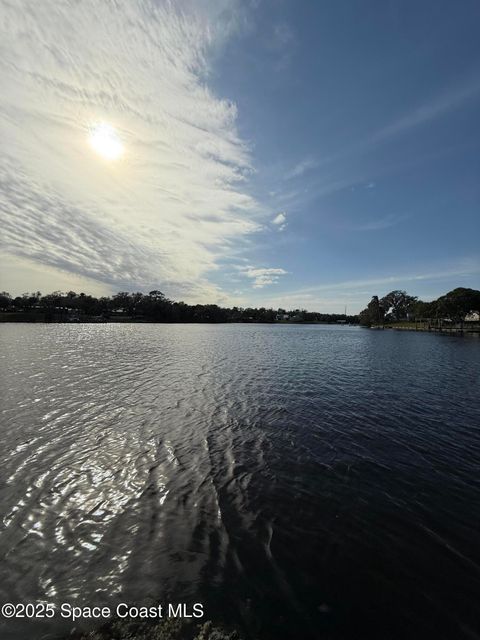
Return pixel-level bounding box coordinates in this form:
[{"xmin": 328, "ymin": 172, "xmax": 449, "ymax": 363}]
[{"xmin": 0, "ymin": 324, "xmax": 480, "ymax": 639}]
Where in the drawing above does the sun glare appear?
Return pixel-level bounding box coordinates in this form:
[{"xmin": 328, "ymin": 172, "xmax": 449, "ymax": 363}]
[{"xmin": 88, "ymin": 123, "xmax": 124, "ymax": 160}]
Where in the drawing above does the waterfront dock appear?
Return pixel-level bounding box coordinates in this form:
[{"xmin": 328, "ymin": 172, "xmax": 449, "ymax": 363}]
[{"xmin": 372, "ymin": 321, "xmax": 480, "ymax": 336}]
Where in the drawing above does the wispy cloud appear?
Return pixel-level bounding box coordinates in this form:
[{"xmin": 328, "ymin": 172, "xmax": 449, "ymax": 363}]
[
  {"xmin": 285, "ymin": 157, "xmax": 318, "ymax": 179},
  {"xmin": 272, "ymin": 212, "xmax": 286, "ymax": 225},
  {"xmin": 266, "ymin": 22, "xmax": 295, "ymax": 71},
  {"xmin": 341, "ymin": 213, "xmax": 406, "ymax": 232},
  {"xmin": 260, "ymin": 260, "xmax": 480, "ymax": 312},
  {"xmin": 272, "ymin": 261, "xmax": 480, "ymax": 297},
  {"xmin": 0, "ymin": 0, "xmax": 261, "ymax": 302},
  {"xmin": 325, "ymin": 76, "xmax": 480, "ymax": 169},
  {"xmin": 276, "ymin": 77, "xmax": 480, "ymax": 210},
  {"xmin": 272, "ymin": 22, "xmax": 294, "ymax": 47},
  {"xmin": 271, "ymin": 211, "xmax": 287, "ymax": 231},
  {"xmin": 239, "ymin": 266, "xmax": 288, "ymax": 288},
  {"xmin": 369, "ymin": 76, "xmax": 480, "ymax": 145}
]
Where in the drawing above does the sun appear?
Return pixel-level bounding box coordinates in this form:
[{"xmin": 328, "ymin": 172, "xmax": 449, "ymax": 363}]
[{"xmin": 88, "ymin": 123, "xmax": 124, "ymax": 161}]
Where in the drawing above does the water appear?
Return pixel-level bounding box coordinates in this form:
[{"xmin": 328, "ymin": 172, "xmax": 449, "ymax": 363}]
[{"xmin": 0, "ymin": 323, "xmax": 479, "ymax": 640}]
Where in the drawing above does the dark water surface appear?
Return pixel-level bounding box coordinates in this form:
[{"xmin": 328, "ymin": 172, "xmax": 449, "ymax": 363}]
[{"xmin": 1, "ymin": 324, "xmax": 480, "ymax": 639}]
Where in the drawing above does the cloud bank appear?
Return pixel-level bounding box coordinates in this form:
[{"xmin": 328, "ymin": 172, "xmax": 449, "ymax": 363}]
[{"xmin": 0, "ymin": 0, "xmax": 261, "ymax": 302}]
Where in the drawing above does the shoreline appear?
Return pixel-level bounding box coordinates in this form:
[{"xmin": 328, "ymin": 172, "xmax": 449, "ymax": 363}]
[
  {"xmin": 0, "ymin": 318, "xmax": 357, "ymax": 326},
  {"xmin": 370, "ymin": 321, "xmax": 480, "ymax": 336},
  {"xmin": 0, "ymin": 312, "xmax": 357, "ymax": 326}
]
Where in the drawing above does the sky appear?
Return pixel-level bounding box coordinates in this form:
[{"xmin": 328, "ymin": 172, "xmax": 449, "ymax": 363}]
[{"xmin": 0, "ymin": 0, "xmax": 479, "ymax": 313}]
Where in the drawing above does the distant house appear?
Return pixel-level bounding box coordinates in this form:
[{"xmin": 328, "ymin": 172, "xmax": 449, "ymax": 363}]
[
  {"xmin": 54, "ymin": 306, "xmax": 82, "ymax": 321},
  {"xmin": 465, "ymin": 311, "xmax": 480, "ymax": 322},
  {"xmin": 67, "ymin": 309, "xmax": 81, "ymax": 322}
]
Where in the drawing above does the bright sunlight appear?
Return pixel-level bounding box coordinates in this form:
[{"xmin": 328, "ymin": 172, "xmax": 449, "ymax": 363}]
[{"xmin": 88, "ymin": 123, "xmax": 124, "ymax": 161}]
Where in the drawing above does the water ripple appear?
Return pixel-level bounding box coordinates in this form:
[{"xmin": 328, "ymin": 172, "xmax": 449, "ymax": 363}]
[{"xmin": 0, "ymin": 324, "xmax": 479, "ymax": 639}]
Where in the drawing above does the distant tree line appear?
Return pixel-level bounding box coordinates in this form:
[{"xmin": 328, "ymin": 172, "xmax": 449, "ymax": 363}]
[
  {"xmin": 358, "ymin": 287, "xmax": 480, "ymax": 326},
  {"xmin": 0, "ymin": 290, "xmax": 358, "ymax": 324}
]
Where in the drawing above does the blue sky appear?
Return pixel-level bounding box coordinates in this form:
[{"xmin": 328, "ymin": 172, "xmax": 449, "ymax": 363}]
[{"xmin": 1, "ymin": 0, "xmax": 479, "ymax": 312}]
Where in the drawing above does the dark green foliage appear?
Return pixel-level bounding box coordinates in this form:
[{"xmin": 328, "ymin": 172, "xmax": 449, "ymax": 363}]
[
  {"xmin": 12, "ymin": 291, "xmax": 41, "ymax": 311},
  {"xmin": 359, "ymin": 287, "xmax": 480, "ymax": 325},
  {"xmin": 0, "ymin": 290, "xmax": 358, "ymax": 324},
  {"xmin": 0, "ymin": 291, "xmax": 12, "ymax": 310},
  {"xmin": 434, "ymin": 287, "xmax": 480, "ymax": 321},
  {"xmin": 380, "ymin": 290, "xmax": 417, "ymax": 320},
  {"xmin": 358, "ymin": 295, "xmax": 385, "ymax": 326},
  {"xmin": 412, "ymin": 299, "xmax": 437, "ymax": 318}
]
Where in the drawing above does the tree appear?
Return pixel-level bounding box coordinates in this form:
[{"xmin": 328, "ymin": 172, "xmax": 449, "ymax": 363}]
[
  {"xmin": 148, "ymin": 290, "xmax": 165, "ymax": 301},
  {"xmin": 16, "ymin": 292, "xmax": 41, "ymax": 311},
  {"xmin": 112, "ymin": 292, "xmax": 131, "ymax": 312},
  {"xmin": 359, "ymin": 296, "xmax": 385, "ymax": 326},
  {"xmin": 129, "ymin": 292, "xmax": 144, "ymax": 317},
  {"xmin": 41, "ymin": 291, "xmax": 63, "ymax": 309},
  {"xmin": 380, "ymin": 290, "xmax": 417, "ymax": 321},
  {"xmin": 413, "ymin": 299, "xmax": 437, "ymax": 319},
  {"xmin": 435, "ymin": 288, "xmax": 480, "ymax": 321},
  {"xmin": 359, "ymin": 287, "xmax": 480, "ymax": 324},
  {"xmin": 1, "ymin": 287, "xmax": 363, "ymax": 324},
  {"xmin": 0, "ymin": 292, "xmax": 12, "ymax": 310}
]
